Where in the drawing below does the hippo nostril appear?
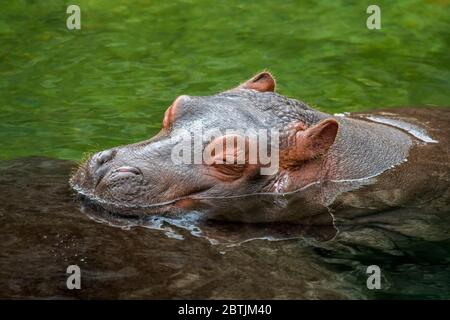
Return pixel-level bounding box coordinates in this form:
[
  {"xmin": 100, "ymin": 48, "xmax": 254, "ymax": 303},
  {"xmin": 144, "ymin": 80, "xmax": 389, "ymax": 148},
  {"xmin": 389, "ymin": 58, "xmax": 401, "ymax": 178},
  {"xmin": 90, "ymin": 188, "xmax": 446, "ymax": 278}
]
[
  {"xmin": 95, "ymin": 149, "xmax": 117, "ymax": 166},
  {"xmin": 92, "ymin": 150, "xmax": 117, "ymax": 187}
]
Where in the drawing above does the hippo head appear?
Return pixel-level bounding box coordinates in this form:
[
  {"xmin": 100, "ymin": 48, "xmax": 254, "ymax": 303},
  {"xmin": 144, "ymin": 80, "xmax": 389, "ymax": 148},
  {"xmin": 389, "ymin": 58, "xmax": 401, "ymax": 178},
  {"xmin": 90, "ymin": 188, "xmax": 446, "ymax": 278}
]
[{"xmin": 70, "ymin": 72, "xmax": 339, "ymax": 218}]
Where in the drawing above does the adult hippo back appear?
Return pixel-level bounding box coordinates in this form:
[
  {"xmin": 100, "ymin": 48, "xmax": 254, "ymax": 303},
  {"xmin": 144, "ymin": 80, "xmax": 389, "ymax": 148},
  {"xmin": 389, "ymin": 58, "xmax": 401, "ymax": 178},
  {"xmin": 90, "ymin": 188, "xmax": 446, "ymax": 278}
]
[{"xmin": 70, "ymin": 72, "xmax": 449, "ymax": 227}]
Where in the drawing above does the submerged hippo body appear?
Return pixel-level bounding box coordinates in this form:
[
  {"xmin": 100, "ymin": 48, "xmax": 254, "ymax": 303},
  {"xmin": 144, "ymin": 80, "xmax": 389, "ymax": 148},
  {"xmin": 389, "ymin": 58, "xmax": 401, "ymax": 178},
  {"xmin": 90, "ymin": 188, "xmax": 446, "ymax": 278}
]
[{"xmin": 70, "ymin": 72, "xmax": 449, "ymax": 225}]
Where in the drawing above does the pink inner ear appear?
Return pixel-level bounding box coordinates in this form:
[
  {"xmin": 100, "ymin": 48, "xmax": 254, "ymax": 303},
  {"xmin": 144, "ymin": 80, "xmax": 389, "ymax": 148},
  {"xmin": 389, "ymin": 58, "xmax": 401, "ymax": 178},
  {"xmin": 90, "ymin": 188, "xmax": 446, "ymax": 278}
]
[
  {"xmin": 163, "ymin": 95, "xmax": 188, "ymax": 129},
  {"xmin": 298, "ymin": 119, "xmax": 339, "ymax": 157},
  {"xmin": 162, "ymin": 104, "xmax": 174, "ymax": 129},
  {"xmin": 281, "ymin": 119, "xmax": 339, "ymax": 165},
  {"xmin": 239, "ymin": 72, "xmax": 276, "ymax": 92}
]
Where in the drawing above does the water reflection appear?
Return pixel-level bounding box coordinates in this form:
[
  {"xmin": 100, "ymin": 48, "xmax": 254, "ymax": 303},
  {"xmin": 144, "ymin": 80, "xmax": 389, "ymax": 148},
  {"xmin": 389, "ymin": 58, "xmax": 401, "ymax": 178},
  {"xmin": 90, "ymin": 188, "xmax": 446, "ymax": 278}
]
[{"xmin": 81, "ymin": 203, "xmax": 338, "ymax": 245}]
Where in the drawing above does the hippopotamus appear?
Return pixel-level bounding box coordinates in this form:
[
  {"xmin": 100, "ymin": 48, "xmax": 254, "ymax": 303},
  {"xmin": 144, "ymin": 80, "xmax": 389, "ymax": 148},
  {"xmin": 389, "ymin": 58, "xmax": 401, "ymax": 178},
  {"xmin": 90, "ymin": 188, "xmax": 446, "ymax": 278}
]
[{"xmin": 70, "ymin": 72, "xmax": 449, "ymax": 226}]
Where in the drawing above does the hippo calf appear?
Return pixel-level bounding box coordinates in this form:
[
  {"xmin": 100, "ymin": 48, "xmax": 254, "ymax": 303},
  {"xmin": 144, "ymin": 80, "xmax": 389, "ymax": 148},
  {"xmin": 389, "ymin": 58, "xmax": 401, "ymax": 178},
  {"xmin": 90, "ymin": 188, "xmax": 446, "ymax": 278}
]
[{"xmin": 70, "ymin": 72, "xmax": 449, "ymax": 224}]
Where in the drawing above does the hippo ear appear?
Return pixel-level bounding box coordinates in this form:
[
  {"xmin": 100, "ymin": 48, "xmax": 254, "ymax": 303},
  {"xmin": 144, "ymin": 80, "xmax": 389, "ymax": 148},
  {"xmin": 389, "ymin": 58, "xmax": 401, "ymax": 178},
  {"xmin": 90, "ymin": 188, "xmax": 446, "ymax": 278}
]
[
  {"xmin": 237, "ymin": 71, "xmax": 276, "ymax": 92},
  {"xmin": 281, "ymin": 119, "xmax": 339, "ymax": 166}
]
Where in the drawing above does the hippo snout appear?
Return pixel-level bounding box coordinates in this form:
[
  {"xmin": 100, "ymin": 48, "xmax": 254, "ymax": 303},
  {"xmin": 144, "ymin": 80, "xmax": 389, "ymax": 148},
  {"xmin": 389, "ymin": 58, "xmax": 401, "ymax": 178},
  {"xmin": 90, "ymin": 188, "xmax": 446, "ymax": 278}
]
[
  {"xmin": 71, "ymin": 147, "xmax": 146, "ymax": 202},
  {"xmin": 90, "ymin": 149, "xmax": 117, "ymax": 187}
]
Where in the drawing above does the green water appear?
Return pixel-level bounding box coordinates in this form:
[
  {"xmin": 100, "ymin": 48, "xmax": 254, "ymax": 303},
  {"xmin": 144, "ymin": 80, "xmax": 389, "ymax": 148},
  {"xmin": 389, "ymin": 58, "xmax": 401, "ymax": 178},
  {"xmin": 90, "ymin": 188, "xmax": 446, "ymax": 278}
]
[{"xmin": 1, "ymin": 0, "xmax": 449, "ymax": 160}]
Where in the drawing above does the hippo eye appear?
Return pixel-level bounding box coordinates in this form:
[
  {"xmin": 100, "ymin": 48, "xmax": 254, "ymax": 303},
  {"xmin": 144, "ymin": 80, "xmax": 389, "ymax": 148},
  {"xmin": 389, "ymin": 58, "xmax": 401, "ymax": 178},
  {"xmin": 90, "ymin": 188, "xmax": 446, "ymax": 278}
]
[
  {"xmin": 204, "ymin": 135, "xmax": 259, "ymax": 181},
  {"xmin": 210, "ymin": 163, "xmax": 247, "ymax": 181}
]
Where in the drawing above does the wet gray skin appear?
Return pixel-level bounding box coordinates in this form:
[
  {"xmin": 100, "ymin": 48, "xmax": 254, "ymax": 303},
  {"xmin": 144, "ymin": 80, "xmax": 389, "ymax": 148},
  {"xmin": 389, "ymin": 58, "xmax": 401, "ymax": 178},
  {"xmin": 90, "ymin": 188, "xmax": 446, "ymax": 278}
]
[{"xmin": 70, "ymin": 72, "xmax": 449, "ymax": 226}]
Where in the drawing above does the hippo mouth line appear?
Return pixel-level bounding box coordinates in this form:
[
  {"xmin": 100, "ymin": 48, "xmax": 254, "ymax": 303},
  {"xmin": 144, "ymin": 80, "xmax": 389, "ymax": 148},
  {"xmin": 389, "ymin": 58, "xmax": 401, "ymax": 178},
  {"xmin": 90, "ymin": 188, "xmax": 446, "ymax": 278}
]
[
  {"xmin": 95, "ymin": 165, "xmax": 143, "ymax": 188},
  {"xmin": 113, "ymin": 166, "xmax": 142, "ymax": 175},
  {"xmin": 72, "ymin": 180, "xmax": 322, "ymax": 213}
]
